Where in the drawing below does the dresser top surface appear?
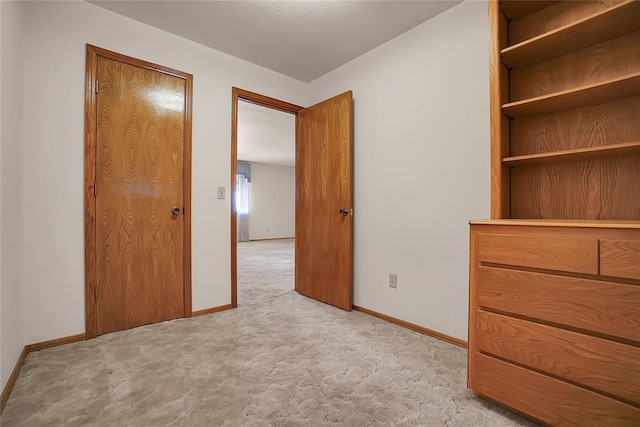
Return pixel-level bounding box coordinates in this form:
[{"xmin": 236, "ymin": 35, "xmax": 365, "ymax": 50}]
[{"xmin": 470, "ymin": 219, "xmax": 640, "ymax": 229}]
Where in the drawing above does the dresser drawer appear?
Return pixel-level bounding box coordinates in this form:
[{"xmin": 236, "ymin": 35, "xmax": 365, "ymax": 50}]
[
  {"xmin": 476, "ymin": 310, "xmax": 640, "ymax": 405},
  {"xmin": 477, "ymin": 266, "xmax": 640, "ymax": 343},
  {"xmin": 601, "ymin": 239, "xmax": 640, "ymax": 280},
  {"xmin": 474, "ymin": 353, "xmax": 640, "ymax": 427},
  {"xmin": 477, "ymin": 233, "xmax": 598, "ymax": 274}
]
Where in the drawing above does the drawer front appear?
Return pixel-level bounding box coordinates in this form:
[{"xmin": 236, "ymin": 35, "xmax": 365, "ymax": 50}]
[
  {"xmin": 477, "ymin": 266, "xmax": 640, "ymax": 343},
  {"xmin": 476, "ymin": 311, "xmax": 640, "ymax": 405},
  {"xmin": 601, "ymin": 239, "xmax": 640, "ymax": 280},
  {"xmin": 478, "ymin": 233, "xmax": 598, "ymax": 274},
  {"xmin": 473, "ymin": 353, "xmax": 640, "ymax": 427}
]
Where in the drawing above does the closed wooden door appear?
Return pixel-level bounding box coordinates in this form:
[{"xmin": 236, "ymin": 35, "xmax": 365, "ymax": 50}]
[
  {"xmin": 295, "ymin": 91, "xmax": 353, "ymax": 310},
  {"xmin": 94, "ymin": 54, "xmax": 187, "ymax": 335}
]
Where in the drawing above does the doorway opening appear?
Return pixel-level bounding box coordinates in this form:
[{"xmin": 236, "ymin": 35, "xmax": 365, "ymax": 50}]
[
  {"xmin": 236, "ymin": 100, "xmax": 297, "ymax": 304},
  {"xmin": 231, "ymin": 88, "xmax": 303, "ymax": 307}
]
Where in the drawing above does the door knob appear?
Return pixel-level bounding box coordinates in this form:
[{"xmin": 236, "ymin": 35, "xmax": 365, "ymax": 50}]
[
  {"xmin": 339, "ymin": 209, "xmax": 349, "ymax": 216},
  {"xmin": 171, "ymin": 206, "xmax": 181, "ymax": 216}
]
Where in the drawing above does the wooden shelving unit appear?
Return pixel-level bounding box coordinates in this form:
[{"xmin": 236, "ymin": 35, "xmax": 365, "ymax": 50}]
[
  {"xmin": 469, "ymin": 1, "xmax": 640, "ymax": 425},
  {"xmin": 501, "ymin": 1, "xmax": 640, "ymax": 68}
]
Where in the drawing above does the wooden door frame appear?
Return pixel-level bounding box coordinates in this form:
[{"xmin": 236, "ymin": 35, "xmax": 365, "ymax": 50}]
[
  {"xmin": 230, "ymin": 88, "xmax": 303, "ymax": 307},
  {"xmin": 84, "ymin": 44, "xmax": 193, "ymax": 339}
]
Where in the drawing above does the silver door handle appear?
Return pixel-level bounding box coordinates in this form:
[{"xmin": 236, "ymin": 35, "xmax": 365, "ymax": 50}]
[
  {"xmin": 171, "ymin": 206, "xmax": 181, "ymax": 216},
  {"xmin": 339, "ymin": 209, "xmax": 348, "ymax": 216}
]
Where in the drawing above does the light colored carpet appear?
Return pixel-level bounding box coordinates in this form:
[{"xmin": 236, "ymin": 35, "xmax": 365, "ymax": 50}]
[{"xmin": 2, "ymin": 239, "xmax": 537, "ymax": 426}]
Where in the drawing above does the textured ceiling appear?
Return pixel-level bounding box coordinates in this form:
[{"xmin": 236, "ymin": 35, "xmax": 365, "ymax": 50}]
[
  {"xmin": 237, "ymin": 101, "xmax": 295, "ymax": 167},
  {"xmin": 89, "ymin": 0, "xmax": 460, "ymax": 82}
]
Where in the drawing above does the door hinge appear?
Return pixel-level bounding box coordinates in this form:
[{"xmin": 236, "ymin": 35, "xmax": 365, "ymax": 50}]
[
  {"xmin": 94, "ymin": 285, "xmax": 98, "ymax": 301},
  {"xmin": 95, "ymin": 79, "xmax": 99, "ymax": 94},
  {"xmin": 350, "ymin": 208, "xmax": 354, "ymax": 216}
]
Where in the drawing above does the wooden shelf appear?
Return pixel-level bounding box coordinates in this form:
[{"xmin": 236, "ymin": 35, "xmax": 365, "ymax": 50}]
[
  {"xmin": 502, "ymin": 1, "xmax": 640, "ymax": 68},
  {"xmin": 502, "ymin": 72, "xmax": 640, "ymax": 118},
  {"xmin": 503, "ymin": 141, "xmax": 640, "ymax": 167},
  {"xmin": 500, "ymin": 1, "xmax": 559, "ymax": 20}
]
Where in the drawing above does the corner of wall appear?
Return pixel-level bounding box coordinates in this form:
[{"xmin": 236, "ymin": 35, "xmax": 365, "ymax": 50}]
[{"xmin": 0, "ymin": 0, "xmax": 26, "ymax": 392}]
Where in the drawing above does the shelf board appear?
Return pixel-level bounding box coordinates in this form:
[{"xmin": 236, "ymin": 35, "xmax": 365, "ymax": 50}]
[
  {"xmin": 503, "ymin": 141, "xmax": 640, "ymax": 167},
  {"xmin": 502, "ymin": 72, "xmax": 640, "ymax": 118},
  {"xmin": 502, "ymin": 1, "xmax": 640, "ymax": 68},
  {"xmin": 500, "ymin": 1, "xmax": 559, "ymax": 20}
]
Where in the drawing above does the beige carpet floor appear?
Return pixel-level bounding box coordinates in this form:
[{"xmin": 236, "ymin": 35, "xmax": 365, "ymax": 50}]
[{"xmin": 2, "ymin": 239, "xmax": 537, "ymax": 426}]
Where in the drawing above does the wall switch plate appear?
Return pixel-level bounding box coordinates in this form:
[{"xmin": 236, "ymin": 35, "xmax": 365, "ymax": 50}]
[
  {"xmin": 217, "ymin": 187, "xmax": 225, "ymax": 200},
  {"xmin": 389, "ymin": 273, "xmax": 398, "ymax": 289}
]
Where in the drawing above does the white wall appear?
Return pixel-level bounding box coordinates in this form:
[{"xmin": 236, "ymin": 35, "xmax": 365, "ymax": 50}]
[
  {"xmin": 1, "ymin": 0, "xmax": 26, "ymax": 391},
  {"xmin": 3, "ymin": 0, "xmax": 489, "ymax": 363},
  {"xmin": 249, "ymin": 163, "xmax": 295, "ymax": 240},
  {"xmin": 309, "ymin": 1, "xmax": 490, "ymax": 341},
  {"xmin": 18, "ymin": 1, "xmax": 310, "ymax": 344}
]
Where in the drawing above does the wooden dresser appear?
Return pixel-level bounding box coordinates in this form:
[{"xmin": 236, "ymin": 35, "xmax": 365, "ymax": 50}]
[
  {"xmin": 469, "ymin": 1, "xmax": 640, "ymax": 424},
  {"xmin": 468, "ymin": 221, "xmax": 640, "ymax": 425}
]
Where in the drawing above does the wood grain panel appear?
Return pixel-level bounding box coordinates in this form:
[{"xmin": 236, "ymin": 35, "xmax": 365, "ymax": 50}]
[
  {"xmin": 511, "ymin": 157, "xmax": 640, "ymax": 220},
  {"xmin": 477, "ymin": 266, "xmax": 640, "ymax": 343},
  {"xmin": 96, "ymin": 56, "xmax": 185, "ymax": 335},
  {"xmin": 510, "ymin": 96, "xmax": 640, "ymax": 156},
  {"xmin": 473, "ymin": 353, "xmax": 640, "ymax": 426},
  {"xmin": 500, "ymin": 1, "xmax": 559, "ymax": 20},
  {"xmin": 502, "ymin": 2, "xmax": 640, "ymax": 69},
  {"xmin": 296, "ymin": 91, "xmax": 353, "ymax": 311},
  {"xmin": 601, "ymin": 239, "xmax": 640, "ymax": 280},
  {"xmin": 477, "ymin": 233, "xmax": 598, "ymax": 274},
  {"xmin": 476, "ymin": 311, "xmax": 640, "ymax": 405},
  {"xmin": 489, "ymin": 0, "xmax": 510, "ymax": 219},
  {"xmin": 511, "ymin": 30, "xmax": 640, "ymax": 101},
  {"xmin": 509, "ymin": 0, "xmax": 624, "ymax": 45}
]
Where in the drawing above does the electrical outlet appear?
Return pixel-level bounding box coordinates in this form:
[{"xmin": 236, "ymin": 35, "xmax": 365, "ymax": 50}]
[{"xmin": 389, "ymin": 273, "xmax": 398, "ymax": 289}]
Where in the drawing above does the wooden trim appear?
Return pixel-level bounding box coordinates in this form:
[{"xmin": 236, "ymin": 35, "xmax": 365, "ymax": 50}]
[
  {"xmin": 230, "ymin": 87, "xmax": 303, "ymax": 308},
  {"xmin": 192, "ymin": 304, "xmax": 235, "ymax": 317},
  {"xmin": 84, "ymin": 44, "xmax": 194, "ymax": 338},
  {"xmin": 0, "ymin": 347, "xmax": 28, "ymax": 413},
  {"xmin": 1, "ymin": 333, "xmax": 86, "ymax": 412},
  {"xmin": 26, "ymin": 333, "xmax": 87, "ymax": 353},
  {"xmin": 248, "ymin": 237, "xmax": 295, "ymax": 242},
  {"xmin": 470, "ymin": 219, "xmax": 640, "ymax": 229},
  {"xmin": 84, "ymin": 44, "xmax": 99, "ymax": 339},
  {"xmin": 234, "ymin": 87, "xmax": 304, "ymax": 115},
  {"xmin": 353, "ymin": 306, "xmax": 468, "ymax": 348},
  {"xmin": 183, "ymin": 67, "xmax": 194, "ymax": 318},
  {"xmin": 489, "ymin": 0, "xmax": 510, "ymax": 219},
  {"xmin": 231, "ymin": 89, "xmax": 238, "ymax": 308}
]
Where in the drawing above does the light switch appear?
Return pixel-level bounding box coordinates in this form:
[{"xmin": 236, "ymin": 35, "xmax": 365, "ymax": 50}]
[{"xmin": 217, "ymin": 187, "xmax": 225, "ymax": 200}]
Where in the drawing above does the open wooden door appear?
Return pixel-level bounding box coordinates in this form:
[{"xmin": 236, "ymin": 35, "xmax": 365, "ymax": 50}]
[{"xmin": 295, "ymin": 91, "xmax": 353, "ymax": 310}]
